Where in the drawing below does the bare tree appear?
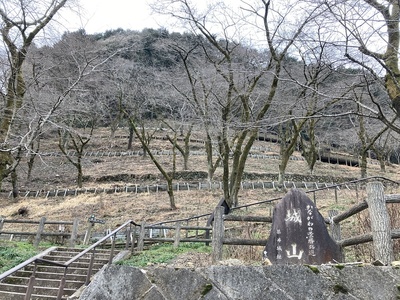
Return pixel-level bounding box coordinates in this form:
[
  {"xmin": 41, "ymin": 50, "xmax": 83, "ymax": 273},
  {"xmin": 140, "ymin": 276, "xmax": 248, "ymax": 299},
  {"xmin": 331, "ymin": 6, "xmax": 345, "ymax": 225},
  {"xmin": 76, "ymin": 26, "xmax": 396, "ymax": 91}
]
[
  {"xmin": 125, "ymin": 114, "xmax": 178, "ymax": 210},
  {"xmin": 0, "ymin": 0, "xmax": 68, "ymax": 192},
  {"xmin": 351, "ymin": 81, "xmax": 394, "ymax": 177},
  {"xmin": 164, "ymin": 121, "xmax": 193, "ymax": 171},
  {"xmin": 170, "ymin": 42, "xmax": 221, "ymax": 181},
  {"xmin": 58, "ymin": 118, "xmax": 95, "ymax": 188},
  {"xmin": 323, "ymin": 0, "xmax": 400, "ymax": 122},
  {"xmin": 154, "ymin": 0, "xmax": 326, "ymax": 207}
]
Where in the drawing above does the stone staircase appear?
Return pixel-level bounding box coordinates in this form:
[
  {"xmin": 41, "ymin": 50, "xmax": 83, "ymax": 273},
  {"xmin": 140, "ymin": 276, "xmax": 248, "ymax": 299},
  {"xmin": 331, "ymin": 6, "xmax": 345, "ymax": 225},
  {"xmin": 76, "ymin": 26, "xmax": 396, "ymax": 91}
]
[{"xmin": 0, "ymin": 247, "xmax": 120, "ymax": 300}]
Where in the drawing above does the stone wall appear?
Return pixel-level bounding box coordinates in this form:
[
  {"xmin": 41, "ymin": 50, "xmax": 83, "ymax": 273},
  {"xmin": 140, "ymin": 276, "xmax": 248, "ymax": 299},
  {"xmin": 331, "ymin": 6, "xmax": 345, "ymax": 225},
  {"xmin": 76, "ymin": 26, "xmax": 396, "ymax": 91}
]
[{"xmin": 78, "ymin": 264, "xmax": 400, "ymax": 300}]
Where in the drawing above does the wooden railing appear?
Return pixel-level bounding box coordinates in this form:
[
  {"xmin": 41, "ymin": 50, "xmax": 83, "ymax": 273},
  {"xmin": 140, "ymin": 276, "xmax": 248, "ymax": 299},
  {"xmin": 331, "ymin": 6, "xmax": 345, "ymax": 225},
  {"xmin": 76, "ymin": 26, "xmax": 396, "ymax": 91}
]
[
  {"xmin": 136, "ymin": 179, "xmax": 400, "ymax": 264},
  {"xmin": 1, "ymin": 177, "xmax": 399, "ymax": 278},
  {"xmin": 0, "ymin": 217, "xmax": 79, "ymax": 247},
  {"xmin": 0, "ymin": 220, "xmax": 138, "ymax": 300}
]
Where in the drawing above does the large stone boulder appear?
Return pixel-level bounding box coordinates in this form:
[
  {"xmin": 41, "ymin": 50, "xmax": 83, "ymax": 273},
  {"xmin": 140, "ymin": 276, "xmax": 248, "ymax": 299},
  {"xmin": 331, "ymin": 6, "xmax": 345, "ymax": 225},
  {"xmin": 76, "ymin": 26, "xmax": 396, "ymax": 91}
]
[{"xmin": 78, "ymin": 264, "xmax": 400, "ymax": 300}]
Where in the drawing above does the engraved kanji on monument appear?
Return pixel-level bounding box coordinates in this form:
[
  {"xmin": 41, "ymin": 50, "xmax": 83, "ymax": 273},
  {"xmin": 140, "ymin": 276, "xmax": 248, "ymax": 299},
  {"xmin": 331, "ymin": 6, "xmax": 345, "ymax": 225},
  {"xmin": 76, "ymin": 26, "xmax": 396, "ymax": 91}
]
[{"xmin": 263, "ymin": 189, "xmax": 342, "ymax": 265}]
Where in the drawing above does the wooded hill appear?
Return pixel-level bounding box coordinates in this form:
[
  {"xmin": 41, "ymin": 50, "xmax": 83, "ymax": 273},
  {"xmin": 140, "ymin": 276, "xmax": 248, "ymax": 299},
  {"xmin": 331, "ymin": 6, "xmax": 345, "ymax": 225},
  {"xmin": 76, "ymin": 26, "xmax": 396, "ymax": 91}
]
[{"xmin": 2, "ymin": 26, "xmax": 400, "ymax": 207}]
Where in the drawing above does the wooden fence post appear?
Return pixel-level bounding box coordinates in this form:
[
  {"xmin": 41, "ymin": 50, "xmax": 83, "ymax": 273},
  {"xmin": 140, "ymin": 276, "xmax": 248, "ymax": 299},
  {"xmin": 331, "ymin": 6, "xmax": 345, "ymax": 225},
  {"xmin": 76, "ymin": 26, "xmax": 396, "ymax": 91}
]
[
  {"xmin": 137, "ymin": 222, "xmax": 146, "ymax": 252},
  {"xmin": 125, "ymin": 226, "xmax": 131, "ymax": 250},
  {"xmin": 174, "ymin": 222, "xmax": 181, "ymax": 249},
  {"xmin": 328, "ymin": 210, "xmax": 341, "ymax": 241},
  {"xmin": 34, "ymin": 217, "xmax": 46, "ymax": 248},
  {"xmin": 334, "ymin": 188, "xmax": 338, "ymax": 204},
  {"xmin": 212, "ymin": 206, "xmax": 224, "ymax": 263},
  {"xmin": 83, "ymin": 221, "xmax": 93, "ymax": 245},
  {"xmin": 131, "ymin": 225, "xmax": 137, "ymax": 255},
  {"xmin": 366, "ymin": 182, "xmax": 393, "ymax": 265},
  {"xmin": 69, "ymin": 218, "xmax": 79, "ymax": 248}
]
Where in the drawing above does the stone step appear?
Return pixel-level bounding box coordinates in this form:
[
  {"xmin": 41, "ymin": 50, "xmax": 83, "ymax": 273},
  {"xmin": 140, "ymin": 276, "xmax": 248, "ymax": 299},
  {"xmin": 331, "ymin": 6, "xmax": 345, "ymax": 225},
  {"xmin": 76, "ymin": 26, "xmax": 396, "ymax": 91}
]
[
  {"xmin": 0, "ymin": 282, "xmax": 75, "ymax": 297},
  {"xmin": 55, "ymin": 247, "xmax": 119, "ymax": 255},
  {"xmin": 40, "ymin": 256, "xmax": 108, "ymax": 270},
  {"xmin": 3, "ymin": 276, "xmax": 84, "ymax": 289},
  {"xmin": 0, "ymin": 290, "xmax": 67, "ymax": 300},
  {"xmin": 42, "ymin": 254, "xmax": 110, "ymax": 264},
  {"xmin": 51, "ymin": 250, "xmax": 112, "ymax": 260},
  {"xmin": 24, "ymin": 264, "xmax": 99, "ymax": 275},
  {"xmin": 0, "ymin": 247, "xmax": 120, "ymax": 300},
  {"xmin": 55, "ymin": 247, "xmax": 117, "ymax": 252},
  {"xmin": 14, "ymin": 270, "xmax": 87, "ymax": 282}
]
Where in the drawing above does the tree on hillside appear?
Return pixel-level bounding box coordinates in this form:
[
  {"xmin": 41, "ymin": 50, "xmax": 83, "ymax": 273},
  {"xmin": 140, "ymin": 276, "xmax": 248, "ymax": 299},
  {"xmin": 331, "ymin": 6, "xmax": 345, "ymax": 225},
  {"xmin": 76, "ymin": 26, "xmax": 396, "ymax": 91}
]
[
  {"xmin": 272, "ymin": 41, "xmax": 340, "ymax": 182},
  {"xmin": 169, "ymin": 41, "xmax": 222, "ymax": 181},
  {"xmin": 164, "ymin": 121, "xmax": 194, "ymax": 171},
  {"xmin": 154, "ymin": 0, "xmax": 327, "ymax": 207},
  {"xmin": 58, "ymin": 116, "xmax": 95, "ymax": 188},
  {"xmin": 323, "ymin": 0, "xmax": 400, "ymax": 124},
  {"xmin": 0, "ymin": 0, "xmax": 68, "ymax": 193},
  {"xmin": 1, "ymin": 23, "xmax": 124, "ymax": 195},
  {"xmin": 351, "ymin": 81, "xmax": 393, "ymax": 177},
  {"xmin": 105, "ymin": 44, "xmax": 181, "ymax": 209}
]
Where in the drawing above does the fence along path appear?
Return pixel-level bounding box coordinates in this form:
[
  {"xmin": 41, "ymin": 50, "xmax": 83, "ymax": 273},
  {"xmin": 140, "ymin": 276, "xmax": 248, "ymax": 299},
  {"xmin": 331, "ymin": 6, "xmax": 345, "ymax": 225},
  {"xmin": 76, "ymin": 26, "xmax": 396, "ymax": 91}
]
[
  {"xmin": 38, "ymin": 149, "xmax": 381, "ymax": 166},
  {"xmin": 4, "ymin": 176, "xmax": 397, "ymax": 199},
  {"xmin": 141, "ymin": 179, "xmax": 400, "ymax": 264},
  {"xmin": 2, "ymin": 179, "xmax": 371, "ymax": 199},
  {"xmin": 1, "ymin": 178, "xmax": 399, "ymax": 265},
  {"xmin": 38, "ymin": 149, "xmax": 297, "ymax": 160}
]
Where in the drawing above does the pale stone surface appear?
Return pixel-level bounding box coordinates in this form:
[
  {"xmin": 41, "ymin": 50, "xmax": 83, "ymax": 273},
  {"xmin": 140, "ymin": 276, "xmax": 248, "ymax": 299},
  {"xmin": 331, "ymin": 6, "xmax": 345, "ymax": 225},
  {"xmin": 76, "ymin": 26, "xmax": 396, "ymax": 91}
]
[{"xmin": 79, "ymin": 264, "xmax": 400, "ymax": 300}]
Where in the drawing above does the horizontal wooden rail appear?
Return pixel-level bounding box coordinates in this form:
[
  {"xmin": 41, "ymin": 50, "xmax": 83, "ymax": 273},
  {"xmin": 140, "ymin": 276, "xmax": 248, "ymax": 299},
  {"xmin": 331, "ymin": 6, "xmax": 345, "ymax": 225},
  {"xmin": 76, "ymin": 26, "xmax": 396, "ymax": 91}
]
[
  {"xmin": 145, "ymin": 225, "xmax": 211, "ymax": 231},
  {"xmin": 223, "ymin": 238, "xmax": 268, "ymax": 246},
  {"xmin": 144, "ymin": 237, "xmax": 212, "ymax": 243},
  {"xmin": 224, "ymin": 215, "xmax": 272, "ymax": 222},
  {"xmin": 1, "ymin": 219, "xmax": 74, "ymax": 225},
  {"xmin": 338, "ymin": 229, "xmax": 400, "ymax": 247},
  {"xmin": 0, "ymin": 231, "xmax": 71, "ymax": 237}
]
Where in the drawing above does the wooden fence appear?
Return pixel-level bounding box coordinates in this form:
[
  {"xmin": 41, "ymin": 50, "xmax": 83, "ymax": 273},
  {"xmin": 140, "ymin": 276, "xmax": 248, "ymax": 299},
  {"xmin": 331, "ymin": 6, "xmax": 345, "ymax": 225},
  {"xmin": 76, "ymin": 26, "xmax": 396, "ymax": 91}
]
[
  {"xmin": 131, "ymin": 181, "xmax": 400, "ymax": 264},
  {"xmin": 0, "ymin": 217, "xmax": 79, "ymax": 247},
  {"xmin": 0, "ymin": 217, "xmax": 112, "ymax": 247},
  {"xmin": 1, "ymin": 181, "xmax": 399, "ymax": 265}
]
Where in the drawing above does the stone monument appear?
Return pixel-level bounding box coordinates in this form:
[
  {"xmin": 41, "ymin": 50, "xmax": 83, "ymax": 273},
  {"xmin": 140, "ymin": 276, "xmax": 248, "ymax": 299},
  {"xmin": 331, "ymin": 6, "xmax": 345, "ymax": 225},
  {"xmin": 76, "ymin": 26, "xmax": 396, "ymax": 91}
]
[{"xmin": 263, "ymin": 189, "xmax": 342, "ymax": 264}]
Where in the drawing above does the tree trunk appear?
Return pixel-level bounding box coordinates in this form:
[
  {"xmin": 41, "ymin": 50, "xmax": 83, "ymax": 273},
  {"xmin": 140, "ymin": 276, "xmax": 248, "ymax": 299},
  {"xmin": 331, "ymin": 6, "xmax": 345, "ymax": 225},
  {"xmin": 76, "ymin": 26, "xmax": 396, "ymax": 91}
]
[
  {"xmin": 0, "ymin": 151, "xmax": 12, "ymax": 191},
  {"xmin": 77, "ymin": 156, "xmax": 83, "ymax": 188},
  {"xmin": 278, "ymin": 160, "xmax": 288, "ymax": 185},
  {"xmin": 27, "ymin": 139, "xmax": 41, "ymax": 181},
  {"xmin": 182, "ymin": 128, "xmax": 191, "ymax": 170},
  {"xmin": 11, "ymin": 169, "xmax": 18, "ymax": 199},
  {"xmin": 166, "ymin": 178, "xmax": 177, "ymax": 210},
  {"xmin": 360, "ymin": 152, "xmax": 368, "ymax": 178},
  {"xmin": 205, "ymin": 136, "xmax": 219, "ymax": 182},
  {"xmin": 366, "ymin": 182, "xmax": 393, "ymax": 265},
  {"xmin": 300, "ymin": 121, "xmax": 318, "ymax": 174},
  {"xmin": 379, "ymin": 159, "xmax": 386, "ymax": 173},
  {"xmin": 127, "ymin": 125, "xmax": 134, "ymax": 150}
]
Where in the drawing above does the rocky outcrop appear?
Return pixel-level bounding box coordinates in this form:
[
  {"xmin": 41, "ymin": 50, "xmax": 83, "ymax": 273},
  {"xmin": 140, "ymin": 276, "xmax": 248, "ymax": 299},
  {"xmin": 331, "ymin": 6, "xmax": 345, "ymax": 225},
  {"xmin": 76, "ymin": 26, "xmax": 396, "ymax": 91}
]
[{"xmin": 78, "ymin": 264, "xmax": 400, "ymax": 300}]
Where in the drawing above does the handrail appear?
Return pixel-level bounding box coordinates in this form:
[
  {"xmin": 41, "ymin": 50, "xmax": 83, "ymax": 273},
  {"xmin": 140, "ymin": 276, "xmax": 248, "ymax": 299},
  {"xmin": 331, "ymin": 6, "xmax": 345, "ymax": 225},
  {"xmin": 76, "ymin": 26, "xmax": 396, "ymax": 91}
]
[
  {"xmin": 0, "ymin": 246, "xmax": 57, "ymax": 281},
  {"xmin": 0, "ymin": 219, "xmax": 139, "ymax": 300},
  {"xmin": 64, "ymin": 219, "xmax": 137, "ymax": 265}
]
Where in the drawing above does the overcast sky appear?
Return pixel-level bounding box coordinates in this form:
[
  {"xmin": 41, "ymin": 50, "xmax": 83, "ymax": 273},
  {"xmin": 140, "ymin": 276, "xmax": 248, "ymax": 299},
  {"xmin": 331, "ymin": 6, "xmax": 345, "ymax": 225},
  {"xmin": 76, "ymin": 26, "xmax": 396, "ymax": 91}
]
[{"xmin": 66, "ymin": 0, "xmax": 169, "ymax": 34}]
